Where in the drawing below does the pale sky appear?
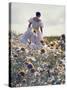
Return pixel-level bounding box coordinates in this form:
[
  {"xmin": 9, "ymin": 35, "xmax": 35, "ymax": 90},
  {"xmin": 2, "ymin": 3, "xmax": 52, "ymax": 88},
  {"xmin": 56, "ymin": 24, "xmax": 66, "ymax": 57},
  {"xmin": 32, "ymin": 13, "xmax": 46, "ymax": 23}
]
[{"xmin": 11, "ymin": 3, "xmax": 65, "ymax": 36}]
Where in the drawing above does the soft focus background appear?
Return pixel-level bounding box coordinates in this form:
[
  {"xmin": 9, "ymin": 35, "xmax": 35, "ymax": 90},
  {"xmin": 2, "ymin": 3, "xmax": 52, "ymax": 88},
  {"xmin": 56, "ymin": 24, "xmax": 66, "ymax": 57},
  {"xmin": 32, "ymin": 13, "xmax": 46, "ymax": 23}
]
[{"xmin": 11, "ymin": 3, "xmax": 65, "ymax": 36}]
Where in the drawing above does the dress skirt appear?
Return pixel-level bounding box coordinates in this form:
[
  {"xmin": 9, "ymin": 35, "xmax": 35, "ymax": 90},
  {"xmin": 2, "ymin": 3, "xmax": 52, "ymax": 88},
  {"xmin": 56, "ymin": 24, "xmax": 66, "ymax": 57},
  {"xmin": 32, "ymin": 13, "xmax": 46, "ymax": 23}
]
[{"xmin": 19, "ymin": 27, "xmax": 43, "ymax": 49}]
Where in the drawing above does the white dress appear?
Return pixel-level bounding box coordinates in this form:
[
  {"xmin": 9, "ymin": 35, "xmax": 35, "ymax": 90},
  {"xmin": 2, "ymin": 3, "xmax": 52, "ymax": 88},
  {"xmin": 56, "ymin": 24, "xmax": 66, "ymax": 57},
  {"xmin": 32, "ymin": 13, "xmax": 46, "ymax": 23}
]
[
  {"xmin": 20, "ymin": 17, "xmax": 44, "ymax": 49},
  {"xmin": 20, "ymin": 27, "xmax": 33, "ymax": 44}
]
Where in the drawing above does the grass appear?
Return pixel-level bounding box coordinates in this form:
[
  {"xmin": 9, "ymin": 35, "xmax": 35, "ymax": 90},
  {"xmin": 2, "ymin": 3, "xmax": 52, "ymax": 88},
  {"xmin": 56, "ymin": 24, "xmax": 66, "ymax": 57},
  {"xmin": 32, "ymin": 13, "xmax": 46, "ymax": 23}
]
[{"xmin": 43, "ymin": 36, "xmax": 60, "ymax": 42}]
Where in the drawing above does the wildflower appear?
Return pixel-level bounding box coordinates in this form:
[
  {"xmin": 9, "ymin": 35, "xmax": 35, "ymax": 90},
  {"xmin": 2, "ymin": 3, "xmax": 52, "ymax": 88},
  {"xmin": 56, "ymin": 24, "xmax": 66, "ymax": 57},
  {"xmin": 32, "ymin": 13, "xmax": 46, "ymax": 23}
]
[
  {"xmin": 19, "ymin": 71, "xmax": 25, "ymax": 77},
  {"xmin": 25, "ymin": 49, "xmax": 29, "ymax": 53},
  {"xmin": 40, "ymin": 49, "xmax": 45, "ymax": 54},
  {"xmin": 25, "ymin": 61, "xmax": 34, "ymax": 69},
  {"xmin": 40, "ymin": 40, "xmax": 44, "ymax": 45},
  {"xmin": 37, "ymin": 67, "xmax": 43, "ymax": 72},
  {"xmin": 15, "ymin": 47, "xmax": 21, "ymax": 52},
  {"xmin": 34, "ymin": 71, "xmax": 40, "ymax": 77},
  {"xmin": 26, "ymin": 56, "xmax": 36, "ymax": 62},
  {"xmin": 21, "ymin": 47, "xmax": 25, "ymax": 51},
  {"xmin": 22, "ymin": 79, "xmax": 26, "ymax": 83},
  {"xmin": 31, "ymin": 68, "xmax": 35, "ymax": 73},
  {"xmin": 50, "ymin": 41, "xmax": 54, "ymax": 46},
  {"xmin": 27, "ymin": 64, "xmax": 33, "ymax": 69},
  {"xmin": 14, "ymin": 54, "xmax": 18, "ymax": 57}
]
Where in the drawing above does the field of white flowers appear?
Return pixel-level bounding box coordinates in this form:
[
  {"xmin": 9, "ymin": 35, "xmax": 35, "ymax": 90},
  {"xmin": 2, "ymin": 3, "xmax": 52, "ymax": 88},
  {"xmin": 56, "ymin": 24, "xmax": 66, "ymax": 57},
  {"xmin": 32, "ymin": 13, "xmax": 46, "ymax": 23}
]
[{"xmin": 10, "ymin": 32, "xmax": 65, "ymax": 87}]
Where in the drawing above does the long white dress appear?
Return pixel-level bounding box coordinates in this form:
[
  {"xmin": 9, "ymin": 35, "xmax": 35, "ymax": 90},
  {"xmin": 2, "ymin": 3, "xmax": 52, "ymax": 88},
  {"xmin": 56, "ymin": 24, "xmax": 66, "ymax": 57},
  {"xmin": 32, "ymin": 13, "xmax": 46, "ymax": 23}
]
[{"xmin": 20, "ymin": 17, "xmax": 44, "ymax": 49}]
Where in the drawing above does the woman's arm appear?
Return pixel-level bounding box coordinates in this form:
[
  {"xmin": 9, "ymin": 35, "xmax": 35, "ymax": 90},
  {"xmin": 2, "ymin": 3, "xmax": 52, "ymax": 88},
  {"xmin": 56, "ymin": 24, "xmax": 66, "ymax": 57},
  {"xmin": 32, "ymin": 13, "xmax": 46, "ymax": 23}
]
[
  {"xmin": 40, "ymin": 20, "xmax": 43, "ymax": 33},
  {"xmin": 28, "ymin": 22, "xmax": 31, "ymax": 28},
  {"xmin": 40, "ymin": 26, "xmax": 43, "ymax": 33}
]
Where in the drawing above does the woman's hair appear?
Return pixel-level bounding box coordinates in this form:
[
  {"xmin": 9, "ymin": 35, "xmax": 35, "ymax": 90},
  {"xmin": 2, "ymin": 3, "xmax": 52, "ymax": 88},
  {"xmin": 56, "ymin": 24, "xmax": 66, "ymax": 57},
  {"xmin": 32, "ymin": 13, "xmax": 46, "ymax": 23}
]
[{"xmin": 36, "ymin": 12, "xmax": 41, "ymax": 17}]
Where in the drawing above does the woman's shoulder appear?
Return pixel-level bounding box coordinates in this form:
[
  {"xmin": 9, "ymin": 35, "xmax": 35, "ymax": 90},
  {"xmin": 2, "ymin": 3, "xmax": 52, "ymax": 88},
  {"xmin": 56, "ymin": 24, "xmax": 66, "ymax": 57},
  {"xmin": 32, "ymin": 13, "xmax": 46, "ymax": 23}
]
[{"xmin": 28, "ymin": 17, "xmax": 33, "ymax": 23}]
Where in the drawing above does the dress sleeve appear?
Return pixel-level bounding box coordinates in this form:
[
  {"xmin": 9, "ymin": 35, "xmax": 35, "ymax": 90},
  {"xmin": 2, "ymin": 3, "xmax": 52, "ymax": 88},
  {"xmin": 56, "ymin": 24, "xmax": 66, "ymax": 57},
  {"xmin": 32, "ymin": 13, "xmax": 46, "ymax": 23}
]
[
  {"xmin": 28, "ymin": 18, "xmax": 33, "ymax": 23},
  {"xmin": 39, "ymin": 20, "xmax": 44, "ymax": 28}
]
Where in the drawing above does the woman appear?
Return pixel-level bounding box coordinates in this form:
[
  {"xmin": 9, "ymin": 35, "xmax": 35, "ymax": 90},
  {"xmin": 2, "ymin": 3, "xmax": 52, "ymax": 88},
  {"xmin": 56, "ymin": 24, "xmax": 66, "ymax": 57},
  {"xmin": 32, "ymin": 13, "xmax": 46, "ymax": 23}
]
[{"xmin": 20, "ymin": 12, "xmax": 44, "ymax": 49}]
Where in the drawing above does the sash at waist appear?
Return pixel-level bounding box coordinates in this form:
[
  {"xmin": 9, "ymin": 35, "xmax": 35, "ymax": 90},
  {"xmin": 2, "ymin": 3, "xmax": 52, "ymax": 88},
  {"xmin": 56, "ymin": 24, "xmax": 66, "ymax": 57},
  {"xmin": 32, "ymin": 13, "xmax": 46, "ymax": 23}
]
[{"xmin": 32, "ymin": 29, "xmax": 39, "ymax": 33}]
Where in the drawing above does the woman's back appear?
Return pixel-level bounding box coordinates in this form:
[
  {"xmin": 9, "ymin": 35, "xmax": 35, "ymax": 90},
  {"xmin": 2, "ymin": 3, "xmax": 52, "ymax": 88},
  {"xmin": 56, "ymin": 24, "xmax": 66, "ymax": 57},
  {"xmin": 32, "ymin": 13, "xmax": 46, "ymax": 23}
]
[{"xmin": 29, "ymin": 17, "xmax": 43, "ymax": 30}]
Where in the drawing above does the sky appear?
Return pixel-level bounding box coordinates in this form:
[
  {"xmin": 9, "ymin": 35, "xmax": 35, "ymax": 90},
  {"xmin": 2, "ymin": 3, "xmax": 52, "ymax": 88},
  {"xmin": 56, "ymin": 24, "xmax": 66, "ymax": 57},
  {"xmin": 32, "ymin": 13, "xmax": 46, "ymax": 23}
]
[{"xmin": 11, "ymin": 3, "xmax": 65, "ymax": 36}]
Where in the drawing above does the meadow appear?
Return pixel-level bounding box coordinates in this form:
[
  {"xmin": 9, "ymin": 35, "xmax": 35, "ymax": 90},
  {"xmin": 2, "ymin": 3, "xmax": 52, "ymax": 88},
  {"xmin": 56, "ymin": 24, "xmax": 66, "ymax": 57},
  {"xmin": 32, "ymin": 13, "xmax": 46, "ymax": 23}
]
[{"xmin": 9, "ymin": 31, "xmax": 65, "ymax": 87}]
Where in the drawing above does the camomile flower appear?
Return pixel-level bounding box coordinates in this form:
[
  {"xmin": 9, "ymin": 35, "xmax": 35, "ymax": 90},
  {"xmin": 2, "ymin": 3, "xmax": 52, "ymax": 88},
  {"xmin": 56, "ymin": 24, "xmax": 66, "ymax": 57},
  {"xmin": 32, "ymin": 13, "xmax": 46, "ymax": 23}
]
[{"xmin": 26, "ymin": 56, "xmax": 36, "ymax": 62}]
